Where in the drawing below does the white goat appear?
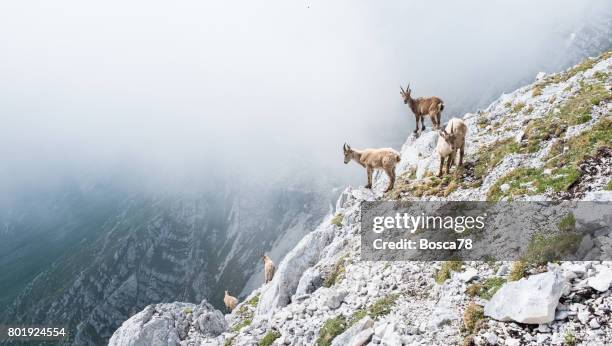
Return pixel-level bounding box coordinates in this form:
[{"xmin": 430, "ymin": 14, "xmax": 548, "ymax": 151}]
[
  {"xmin": 435, "ymin": 118, "xmax": 467, "ymax": 177},
  {"xmin": 343, "ymin": 143, "xmax": 401, "ymax": 192}
]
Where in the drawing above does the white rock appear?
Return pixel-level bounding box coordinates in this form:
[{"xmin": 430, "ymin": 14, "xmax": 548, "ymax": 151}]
[
  {"xmin": 496, "ymin": 265, "xmax": 509, "ymax": 276},
  {"xmin": 589, "ymin": 319, "xmax": 601, "ymax": 329},
  {"xmin": 577, "ymin": 309, "xmax": 589, "ymax": 324},
  {"xmin": 587, "ymin": 267, "xmax": 612, "ymax": 292},
  {"xmin": 331, "ymin": 317, "xmax": 374, "ymax": 346},
  {"xmin": 318, "ymin": 288, "xmax": 347, "ymax": 310},
  {"xmin": 457, "ymin": 268, "xmax": 479, "ymax": 283},
  {"xmin": 500, "ymin": 184, "xmax": 510, "ymax": 192},
  {"xmin": 484, "ymin": 270, "xmax": 565, "ymax": 324},
  {"xmin": 257, "ymin": 224, "xmax": 335, "ymax": 316},
  {"xmin": 505, "ymin": 337, "xmax": 520, "ymax": 346},
  {"xmin": 109, "ymin": 300, "xmax": 226, "ymax": 346}
]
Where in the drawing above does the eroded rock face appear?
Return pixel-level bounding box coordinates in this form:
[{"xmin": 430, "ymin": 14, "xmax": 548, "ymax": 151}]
[
  {"xmin": 484, "ymin": 270, "xmax": 566, "ymax": 324},
  {"xmin": 108, "ymin": 300, "xmax": 226, "ymax": 346},
  {"xmin": 256, "ymin": 222, "xmax": 335, "ymax": 316}
]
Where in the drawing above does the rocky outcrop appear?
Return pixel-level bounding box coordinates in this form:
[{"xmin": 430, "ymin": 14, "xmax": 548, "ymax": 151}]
[
  {"xmin": 112, "ymin": 52, "xmax": 612, "ymax": 346},
  {"xmin": 256, "ymin": 221, "xmax": 336, "ymax": 316},
  {"xmin": 484, "ymin": 270, "xmax": 566, "ymax": 324},
  {"xmin": 108, "ymin": 300, "xmax": 225, "ymax": 346}
]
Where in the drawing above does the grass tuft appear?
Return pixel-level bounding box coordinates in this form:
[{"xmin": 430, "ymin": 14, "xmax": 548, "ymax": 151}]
[
  {"xmin": 508, "ymin": 261, "xmax": 527, "ymax": 281},
  {"xmin": 330, "ymin": 214, "xmax": 344, "ymax": 227},
  {"xmin": 463, "ymin": 303, "xmax": 485, "ymax": 334},
  {"xmin": 259, "ymin": 330, "xmax": 281, "ymax": 346},
  {"xmin": 478, "ymin": 277, "xmax": 506, "ymax": 300},
  {"xmin": 323, "ymin": 257, "xmax": 346, "ymax": 287},
  {"xmin": 435, "ymin": 261, "xmax": 463, "ymax": 284},
  {"xmin": 317, "ymin": 315, "xmax": 347, "ymax": 346}
]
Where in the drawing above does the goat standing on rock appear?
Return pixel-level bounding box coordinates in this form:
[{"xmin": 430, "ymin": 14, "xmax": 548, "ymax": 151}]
[
  {"xmin": 436, "ymin": 118, "xmax": 467, "ymax": 177},
  {"xmin": 223, "ymin": 291, "xmax": 238, "ymax": 312},
  {"xmin": 343, "ymin": 143, "xmax": 401, "ymax": 192},
  {"xmin": 263, "ymin": 254, "xmax": 276, "ymax": 284},
  {"xmin": 400, "ymin": 83, "xmax": 445, "ymax": 135}
]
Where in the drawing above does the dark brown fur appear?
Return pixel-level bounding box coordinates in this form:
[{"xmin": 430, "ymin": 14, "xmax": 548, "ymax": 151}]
[{"xmin": 400, "ymin": 84, "xmax": 444, "ymax": 135}]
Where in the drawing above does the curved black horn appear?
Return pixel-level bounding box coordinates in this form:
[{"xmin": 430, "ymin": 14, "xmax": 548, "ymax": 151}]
[{"xmin": 450, "ymin": 122, "xmax": 454, "ymax": 134}]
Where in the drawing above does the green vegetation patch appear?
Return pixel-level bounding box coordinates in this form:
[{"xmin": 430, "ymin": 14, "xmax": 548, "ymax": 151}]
[
  {"xmin": 487, "ymin": 166, "xmax": 580, "ymax": 201},
  {"xmin": 512, "ymin": 102, "xmax": 526, "ymax": 113},
  {"xmin": 435, "ymin": 261, "xmax": 463, "ymax": 284},
  {"xmin": 508, "ymin": 261, "xmax": 527, "ymax": 282},
  {"xmin": 522, "ymin": 232, "xmax": 582, "ymax": 266},
  {"xmin": 478, "ymin": 277, "xmax": 506, "ymax": 300},
  {"xmin": 473, "ymin": 138, "xmax": 521, "ymax": 180},
  {"xmin": 564, "ymin": 331, "xmax": 577, "ymax": 346},
  {"xmin": 545, "ymin": 117, "xmax": 612, "ymax": 168},
  {"xmin": 524, "ymin": 82, "xmax": 610, "ymax": 154},
  {"xmin": 463, "ymin": 303, "xmax": 485, "ymax": 334},
  {"xmin": 399, "ymin": 171, "xmax": 464, "ymax": 199},
  {"xmin": 231, "ymin": 318, "xmax": 253, "ymax": 332},
  {"xmin": 259, "ymin": 330, "xmax": 281, "ymax": 346},
  {"xmin": 466, "ymin": 283, "xmax": 482, "ymax": 297},
  {"xmin": 488, "ymin": 117, "xmax": 611, "ymax": 201},
  {"xmin": 330, "ymin": 213, "xmax": 344, "ymax": 227},
  {"xmin": 317, "ymin": 315, "xmax": 347, "ymax": 346},
  {"xmin": 183, "ymin": 307, "xmax": 193, "ymax": 314},
  {"xmin": 607, "ymin": 180, "xmax": 612, "ymax": 191},
  {"xmin": 558, "ymin": 213, "xmax": 576, "ymax": 232},
  {"xmin": 246, "ymin": 293, "xmax": 260, "ymax": 307},
  {"xmin": 536, "ymin": 51, "xmax": 611, "ymax": 88},
  {"xmin": 368, "ymin": 294, "xmax": 399, "ymax": 320},
  {"xmin": 323, "ymin": 257, "xmax": 347, "ymax": 287}
]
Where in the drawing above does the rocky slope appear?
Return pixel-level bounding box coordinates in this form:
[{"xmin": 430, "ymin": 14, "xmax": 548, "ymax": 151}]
[
  {"xmin": 0, "ymin": 177, "xmax": 334, "ymax": 345},
  {"xmin": 110, "ymin": 51, "xmax": 612, "ymax": 346}
]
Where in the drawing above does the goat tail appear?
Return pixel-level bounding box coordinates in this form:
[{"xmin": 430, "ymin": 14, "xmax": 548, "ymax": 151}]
[
  {"xmin": 438, "ymin": 102, "xmax": 445, "ymax": 112},
  {"xmin": 395, "ymin": 153, "xmax": 401, "ymax": 162}
]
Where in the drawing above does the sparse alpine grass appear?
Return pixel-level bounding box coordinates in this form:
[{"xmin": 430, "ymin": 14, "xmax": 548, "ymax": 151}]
[
  {"xmin": 330, "ymin": 213, "xmax": 344, "ymax": 227},
  {"xmin": 316, "ymin": 315, "xmax": 347, "ymax": 346},
  {"xmin": 259, "ymin": 330, "xmax": 281, "ymax": 346},
  {"xmin": 435, "ymin": 261, "xmax": 463, "ymax": 284}
]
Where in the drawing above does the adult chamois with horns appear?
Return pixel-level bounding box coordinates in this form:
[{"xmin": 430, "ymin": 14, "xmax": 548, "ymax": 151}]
[
  {"xmin": 343, "ymin": 143, "xmax": 401, "ymax": 193},
  {"xmin": 400, "ymin": 83, "xmax": 445, "ymax": 135}
]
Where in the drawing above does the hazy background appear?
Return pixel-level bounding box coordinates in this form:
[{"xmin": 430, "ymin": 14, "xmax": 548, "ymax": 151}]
[{"xmin": 1, "ymin": 0, "xmax": 611, "ymax": 194}]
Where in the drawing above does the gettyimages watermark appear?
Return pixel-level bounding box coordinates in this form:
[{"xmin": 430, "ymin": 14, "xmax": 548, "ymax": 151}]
[{"xmin": 361, "ymin": 201, "xmax": 611, "ymax": 261}]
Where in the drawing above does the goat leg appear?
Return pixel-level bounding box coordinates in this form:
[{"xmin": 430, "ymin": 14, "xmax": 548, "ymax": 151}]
[
  {"xmin": 459, "ymin": 145, "xmax": 464, "ymax": 166},
  {"xmin": 365, "ymin": 167, "xmax": 373, "ymax": 189},
  {"xmin": 438, "ymin": 157, "xmax": 445, "ymax": 177}
]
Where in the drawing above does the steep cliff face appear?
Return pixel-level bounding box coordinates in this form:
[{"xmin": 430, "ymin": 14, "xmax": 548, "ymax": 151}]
[
  {"xmin": 110, "ymin": 51, "xmax": 612, "ymax": 345},
  {"xmin": 0, "ymin": 178, "xmax": 334, "ymax": 345}
]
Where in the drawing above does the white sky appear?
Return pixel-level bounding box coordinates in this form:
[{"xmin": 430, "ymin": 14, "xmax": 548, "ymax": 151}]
[{"xmin": 0, "ymin": 0, "xmax": 610, "ymax": 190}]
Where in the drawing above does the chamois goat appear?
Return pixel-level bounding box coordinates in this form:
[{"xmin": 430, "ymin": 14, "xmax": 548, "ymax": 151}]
[
  {"xmin": 262, "ymin": 254, "xmax": 276, "ymax": 284},
  {"xmin": 223, "ymin": 290, "xmax": 238, "ymax": 312},
  {"xmin": 343, "ymin": 143, "xmax": 401, "ymax": 192},
  {"xmin": 400, "ymin": 83, "xmax": 445, "ymax": 135},
  {"xmin": 435, "ymin": 118, "xmax": 467, "ymax": 177}
]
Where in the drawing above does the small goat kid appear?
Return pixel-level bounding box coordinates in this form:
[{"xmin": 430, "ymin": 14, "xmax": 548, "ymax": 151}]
[
  {"xmin": 435, "ymin": 118, "xmax": 467, "ymax": 177},
  {"xmin": 400, "ymin": 84, "xmax": 445, "ymax": 135},
  {"xmin": 343, "ymin": 143, "xmax": 401, "ymax": 192},
  {"xmin": 263, "ymin": 255, "xmax": 276, "ymax": 284},
  {"xmin": 223, "ymin": 291, "xmax": 238, "ymax": 312}
]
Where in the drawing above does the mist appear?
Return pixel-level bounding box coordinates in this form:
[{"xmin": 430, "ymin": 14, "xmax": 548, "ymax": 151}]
[{"xmin": 1, "ymin": 0, "xmax": 610, "ymax": 193}]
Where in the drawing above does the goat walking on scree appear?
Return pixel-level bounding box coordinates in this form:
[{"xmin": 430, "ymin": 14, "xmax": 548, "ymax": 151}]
[{"xmin": 400, "ymin": 83, "xmax": 444, "ymax": 135}]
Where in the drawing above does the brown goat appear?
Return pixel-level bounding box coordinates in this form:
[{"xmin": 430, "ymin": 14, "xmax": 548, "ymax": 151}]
[
  {"xmin": 435, "ymin": 118, "xmax": 467, "ymax": 177},
  {"xmin": 262, "ymin": 254, "xmax": 276, "ymax": 284},
  {"xmin": 343, "ymin": 143, "xmax": 401, "ymax": 192},
  {"xmin": 400, "ymin": 83, "xmax": 444, "ymax": 135},
  {"xmin": 223, "ymin": 290, "xmax": 238, "ymax": 312}
]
